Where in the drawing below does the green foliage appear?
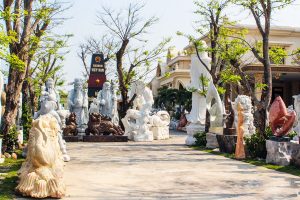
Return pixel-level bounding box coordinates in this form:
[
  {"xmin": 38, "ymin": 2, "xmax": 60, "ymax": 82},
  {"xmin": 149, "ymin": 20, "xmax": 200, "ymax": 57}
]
[
  {"xmin": 216, "ymin": 86, "xmax": 226, "ymax": 95},
  {"xmin": 244, "ymin": 126, "xmax": 273, "ymax": 159},
  {"xmin": 0, "ymin": 157, "xmax": 25, "ymax": 200},
  {"xmin": 255, "ymin": 83, "xmax": 268, "ymax": 91},
  {"xmin": 288, "ymin": 131, "xmax": 297, "ymax": 140},
  {"xmin": 269, "ymin": 46, "xmax": 287, "ymax": 64},
  {"xmin": 21, "ymin": 103, "xmax": 32, "ymax": 142},
  {"xmin": 194, "ymin": 131, "xmax": 207, "ymax": 147},
  {"xmin": 5, "ymin": 126, "xmax": 19, "ymax": 153},
  {"xmin": 220, "ymin": 67, "xmax": 242, "ymax": 84},
  {"xmin": 154, "ymin": 87, "xmax": 192, "ymax": 113}
]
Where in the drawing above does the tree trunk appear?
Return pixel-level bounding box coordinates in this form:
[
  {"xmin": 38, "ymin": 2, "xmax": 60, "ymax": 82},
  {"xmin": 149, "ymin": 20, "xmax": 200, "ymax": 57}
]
[{"xmin": 1, "ymin": 68, "xmax": 26, "ymax": 152}]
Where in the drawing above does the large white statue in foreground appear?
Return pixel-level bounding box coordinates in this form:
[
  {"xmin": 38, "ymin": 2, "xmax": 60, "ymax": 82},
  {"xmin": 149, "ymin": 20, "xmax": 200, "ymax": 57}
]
[
  {"xmin": 186, "ymin": 41, "xmax": 211, "ymax": 145},
  {"xmin": 16, "ymin": 97, "xmax": 66, "ymax": 198},
  {"xmin": 37, "ymin": 78, "xmax": 70, "ymax": 162},
  {"xmin": 122, "ymin": 81, "xmax": 170, "ymax": 141}
]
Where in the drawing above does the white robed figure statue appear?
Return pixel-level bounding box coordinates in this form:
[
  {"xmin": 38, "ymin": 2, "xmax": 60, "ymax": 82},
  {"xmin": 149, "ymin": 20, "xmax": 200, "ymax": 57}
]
[
  {"xmin": 68, "ymin": 78, "xmax": 89, "ymax": 130},
  {"xmin": 97, "ymin": 82, "xmax": 112, "ymax": 118}
]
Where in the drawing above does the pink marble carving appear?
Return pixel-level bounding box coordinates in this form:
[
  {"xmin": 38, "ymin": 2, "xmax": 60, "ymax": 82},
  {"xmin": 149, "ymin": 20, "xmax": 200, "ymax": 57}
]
[{"xmin": 269, "ymin": 96, "xmax": 296, "ymax": 137}]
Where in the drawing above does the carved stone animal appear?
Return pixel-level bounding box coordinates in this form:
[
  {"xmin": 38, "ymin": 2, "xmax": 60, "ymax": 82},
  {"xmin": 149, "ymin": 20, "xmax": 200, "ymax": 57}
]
[
  {"xmin": 63, "ymin": 112, "xmax": 78, "ymax": 136},
  {"xmin": 85, "ymin": 113, "xmax": 124, "ymax": 136},
  {"xmin": 85, "ymin": 113, "xmax": 101, "ymax": 135}
]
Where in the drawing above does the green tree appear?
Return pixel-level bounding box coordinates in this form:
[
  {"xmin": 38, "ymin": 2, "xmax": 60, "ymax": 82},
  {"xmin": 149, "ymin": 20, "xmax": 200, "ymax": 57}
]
[
  {"xmin": 97, "ymin": 3, "xmax": 170, "ymax": 119},
  {"xmin": 0, "ymin": 0, "xmax": 69, "ymax": 151},
  {"xmin": 154, "ymin": 87, "xmax": 192, "ymax": 117},
  {"xmin": 231, "ymin": 0, "xmax": 295, "ymax": 137}
]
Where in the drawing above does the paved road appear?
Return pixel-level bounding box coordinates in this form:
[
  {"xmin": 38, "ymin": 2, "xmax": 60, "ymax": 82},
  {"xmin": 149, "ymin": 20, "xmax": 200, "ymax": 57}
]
[{"xmin": 63, "ymin": 132, "xmax": 300, "ymax": 200}]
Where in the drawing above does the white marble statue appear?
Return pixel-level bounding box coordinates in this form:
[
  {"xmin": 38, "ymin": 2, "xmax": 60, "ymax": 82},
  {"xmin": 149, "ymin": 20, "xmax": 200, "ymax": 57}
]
[
  {"xmin": 232, "ymin": 95, "xmax": 255, "ymax": 136},
  {"xmin": 122, "ymin": 81, "xmax": 154, "ymax": 141},
  {"xmin": 150, "ymin": 111, "xmax": 170, "ymax": 140},
  {"xmin": 89, "ymin": 97, "xmax": 100, "ymax": 114},
  {"xmin": 68, "ymin": 78, "xmax": 89, "ymax": 132},
  {"xmin": 206, "ymin": 80, "xmax": 225, "ymax": 134},
  {"xmin": 35, "ymin": 92, "xmax": 70, "ymax": 162},
  {"xmin": 185, "ymin": 41, "xmax": 211, "ymax": 145},
  {"xmin": 122, "ymin": 81, "xmax": 170, "ymax": 141},
  {"xmin": 111, "ymin": 82, "xmax": 119, "ymax": 125},
  {"xmin": 97, "ymin": 82, "xmax": 113, "ymax": 118},
  {"xmin": 44, "ymin": 78, "xmax": 61, "ymax": 110}
]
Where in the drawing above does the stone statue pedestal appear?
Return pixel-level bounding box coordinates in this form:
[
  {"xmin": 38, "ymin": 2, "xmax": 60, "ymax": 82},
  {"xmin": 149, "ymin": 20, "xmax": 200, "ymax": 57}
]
[
  {"xmin": 83, "ymin": 135, "xmax": 128, "ymax": 142},
  {"xmin": 185, "ymin": 123, "xmax": 205, "ymax": 146},
  {"xmin": 206, "ymin": 132, "xmax": 220, "ymax": 149},
  {"xmin": 134, "ymin": 131, "xmax": 154, "ymax": 142},
  {"xmin": 266, "ymin": 139, "xmax": 291, "ymax": 166},
  {"xmin": 151, "ymin": 126, "xmax": 169, "ymax": 140},
  {"xmin": 216, "ymin": 135, "xmax": 237, "ymax": 154}
]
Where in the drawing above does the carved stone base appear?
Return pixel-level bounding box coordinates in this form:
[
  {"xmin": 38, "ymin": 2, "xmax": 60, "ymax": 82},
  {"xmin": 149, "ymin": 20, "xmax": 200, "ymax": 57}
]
[
  {"xmin": 266, "ymin": 140, "xmax": 291, "ymax": 166},
  {"xmin": 206, "ymin": 132, "xmax": 219, "ymax": 149},
  {"xmin": 152, "ymin": 126, "xmax": 169, "ymax": 140},
  {"xmin": 290, "ymin": 142, "xmax": 300, "ymax": 167},
  {"xmin": 216, "ymin": 134, "xmax": 237, "ymax": 154},
  {"xmin": 83, "ymin": 135, "xmax": 128, "ymax": 142},
  {"xmin": 63, "ymin": 136, "xmax": 80, "ymax": 142},
  {"xmin": 209, "ymin": 127, "xmax": 223, "ymax": 134},
  {"xmin": 133, "ymin": 131, "xmax": 153, "ymax": 142},
  {"xmin": 185, "ymin": 123, "xmax": 205, "ymax": 146}
]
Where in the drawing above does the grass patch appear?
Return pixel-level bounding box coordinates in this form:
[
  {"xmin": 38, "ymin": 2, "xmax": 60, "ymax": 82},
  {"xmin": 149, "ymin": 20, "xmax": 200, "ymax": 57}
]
[
  {"xmin": 192, "ymin": 146, "xmax": 300, "ymax": 177},
  {"xmin": 0, "ymin": 155, "xmax": 24, "ymax": 200}
]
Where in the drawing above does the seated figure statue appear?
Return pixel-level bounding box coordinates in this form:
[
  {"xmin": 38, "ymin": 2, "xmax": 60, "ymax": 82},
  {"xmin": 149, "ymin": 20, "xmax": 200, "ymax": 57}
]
[{"xmin": 16, "ymin": 95, "xmax": 66, "ymax": 198}]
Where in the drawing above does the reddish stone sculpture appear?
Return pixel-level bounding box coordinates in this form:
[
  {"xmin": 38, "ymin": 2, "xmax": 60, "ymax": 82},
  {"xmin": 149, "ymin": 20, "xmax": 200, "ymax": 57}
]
[
  {"xmin": 85, "ymin": 113, "xmax": 124, "ymax": 136},
  {"xmin": 177, "ymin": 113, "xmax": 188, "ymax": 131},
  {"xmin": 269, "ymin": 96, "xmax": 296, "ymax": 137},
  {"xmin": 63, "ymin": 112, "xmax": 78, "ymax": 136}
]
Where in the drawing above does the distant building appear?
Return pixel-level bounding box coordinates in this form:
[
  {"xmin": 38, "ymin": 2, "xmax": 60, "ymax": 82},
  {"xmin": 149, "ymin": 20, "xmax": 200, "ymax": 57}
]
[
  {"xmin": 150, "ymin": 25, "xmax": 300, "ymax": 106},
  {"xmin": 150, "ymin": 47, "xmax": 191, "ymax": 97}
]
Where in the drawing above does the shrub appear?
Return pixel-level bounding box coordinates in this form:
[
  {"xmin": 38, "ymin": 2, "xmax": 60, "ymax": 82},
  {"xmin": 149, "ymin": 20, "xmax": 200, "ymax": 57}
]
[
  {"xmin": 5, "ymin": 125, "xmax": 19, "ymax": 153},
  {"xmin": 194, "ymin": 131, "xmax": 207, "ymax": 147},
  {"xmin": 244, "ymin": 127, "xmax": 273, "ymax": 159},
  {"xmin": 288, "ymin": 131, "xmax": 297, "ymax": 140}
]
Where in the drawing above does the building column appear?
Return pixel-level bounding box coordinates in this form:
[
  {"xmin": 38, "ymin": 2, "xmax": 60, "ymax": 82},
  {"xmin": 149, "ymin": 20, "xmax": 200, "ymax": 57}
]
[{"xmin": 254, "ymin": 73, "xmax": 263, "ymax": 101}]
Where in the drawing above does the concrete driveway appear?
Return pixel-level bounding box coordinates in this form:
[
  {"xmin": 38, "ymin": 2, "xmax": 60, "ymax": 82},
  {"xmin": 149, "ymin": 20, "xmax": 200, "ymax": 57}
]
[{"xmin": 62, "ymin": 131, "xmax": 300, "ymax": 200}]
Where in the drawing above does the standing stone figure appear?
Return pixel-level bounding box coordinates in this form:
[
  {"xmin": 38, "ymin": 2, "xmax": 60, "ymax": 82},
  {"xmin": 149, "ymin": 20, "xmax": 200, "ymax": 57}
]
[
  {"xmin": 232, "ymin": 95, "xmax": 255, "ymax": 136},
  {"xmin": 185, "ymin": 41, "xmax": 211, "ymax": 145},
  {"xmin": 44, "ymin": 78, "xmax": 61, "ymax": 109},
  {"xmin": 68, "ymin": 78, "xmax": 89, "ymax": 131},
  {"xmin": 97, "ymin": 82, "xmax": 112, "ymax": 118},
  {"xmin": 111, "ymin": 82, "xmax": 119, "ymax": 125}
]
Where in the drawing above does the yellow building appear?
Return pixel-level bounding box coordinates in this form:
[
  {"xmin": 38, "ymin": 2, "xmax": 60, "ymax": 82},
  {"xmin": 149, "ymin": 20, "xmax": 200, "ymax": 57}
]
[
  {"xmin": 150, "ymin": 48, "xmax": 191, "ymax": 97},
  {"xmin": 151, "ymin": 25, "xmax": 300, "ymax": 105}
]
